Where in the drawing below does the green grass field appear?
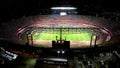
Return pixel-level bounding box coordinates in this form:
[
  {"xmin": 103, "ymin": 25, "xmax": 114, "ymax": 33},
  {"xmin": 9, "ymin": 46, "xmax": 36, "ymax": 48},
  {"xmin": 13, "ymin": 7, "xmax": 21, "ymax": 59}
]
[{"xmin": 32, "ymin": 29, "xmax": 93, "ymax": 41}]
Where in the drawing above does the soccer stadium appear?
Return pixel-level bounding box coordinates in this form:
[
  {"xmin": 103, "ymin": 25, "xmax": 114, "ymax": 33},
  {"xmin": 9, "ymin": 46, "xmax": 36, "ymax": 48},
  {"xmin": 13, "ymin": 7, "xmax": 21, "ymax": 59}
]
[
  {"xmin": 0, "ymin": 0, "xmax": 120, "ymax": 68},
  {"xmin": 17, "ymin": 15, "xmax": 111, "ymax": 48}
]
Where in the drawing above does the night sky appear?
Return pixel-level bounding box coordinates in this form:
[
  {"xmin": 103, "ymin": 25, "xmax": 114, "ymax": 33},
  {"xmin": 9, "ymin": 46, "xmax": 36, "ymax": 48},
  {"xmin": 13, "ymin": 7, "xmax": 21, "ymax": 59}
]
[{"xmin": 0, "ymin": 0, "xmax": 120, "ymax": 22}]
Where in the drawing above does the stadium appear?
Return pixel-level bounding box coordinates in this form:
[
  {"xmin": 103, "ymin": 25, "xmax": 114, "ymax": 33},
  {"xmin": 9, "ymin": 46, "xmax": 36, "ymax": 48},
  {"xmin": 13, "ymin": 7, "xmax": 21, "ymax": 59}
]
[
  {"xmin": 0, "ymin": 0, "xmax": 120, "ymax": 68},
  {"xmin": 16, "ymin": 15, "xmax": 111, "ymax": 48}
]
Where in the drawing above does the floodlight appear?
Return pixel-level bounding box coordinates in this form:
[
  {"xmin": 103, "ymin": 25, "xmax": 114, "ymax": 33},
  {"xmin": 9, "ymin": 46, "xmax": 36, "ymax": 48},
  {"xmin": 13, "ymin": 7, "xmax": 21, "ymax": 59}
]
[
  {"xmin": 51, "ymin": 7, "xmax": 77, "ymax": 10},
  {"xmin": 60, "ymin": 12, "xmax": 67, "ymax": 16}
]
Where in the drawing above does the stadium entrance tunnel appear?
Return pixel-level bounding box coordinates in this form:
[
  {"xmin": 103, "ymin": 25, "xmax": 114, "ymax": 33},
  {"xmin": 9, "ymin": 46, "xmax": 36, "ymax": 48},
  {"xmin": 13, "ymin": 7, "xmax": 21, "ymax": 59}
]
[{"xmin": 17, "ymin": 26, "xmax": 111, "ymax": 48}]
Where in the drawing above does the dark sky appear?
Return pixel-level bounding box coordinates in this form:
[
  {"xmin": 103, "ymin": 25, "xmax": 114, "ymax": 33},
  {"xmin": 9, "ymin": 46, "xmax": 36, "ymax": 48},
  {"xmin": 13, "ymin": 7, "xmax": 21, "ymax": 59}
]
[{"xmin": 0, "ymin": 0, "xmax": 120, "ymax": 22}]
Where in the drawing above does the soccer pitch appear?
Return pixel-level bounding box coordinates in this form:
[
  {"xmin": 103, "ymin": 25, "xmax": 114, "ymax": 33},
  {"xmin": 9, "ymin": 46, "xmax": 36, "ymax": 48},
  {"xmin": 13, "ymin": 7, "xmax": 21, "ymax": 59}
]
[{"xmin": 32, "ymin": 29, "xmax": 93, "ymax": 41}]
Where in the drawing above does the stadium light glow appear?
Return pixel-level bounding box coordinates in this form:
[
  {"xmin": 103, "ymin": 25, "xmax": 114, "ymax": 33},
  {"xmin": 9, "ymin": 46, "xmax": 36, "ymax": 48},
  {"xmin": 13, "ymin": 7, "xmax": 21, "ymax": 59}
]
[
  {"xmin": 51, "ymin": 7, "xmax": 77, "ymax": 10},
  {"xmin": 60, "ymin": 12, "xmax": 67, "ymax": 16}
]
